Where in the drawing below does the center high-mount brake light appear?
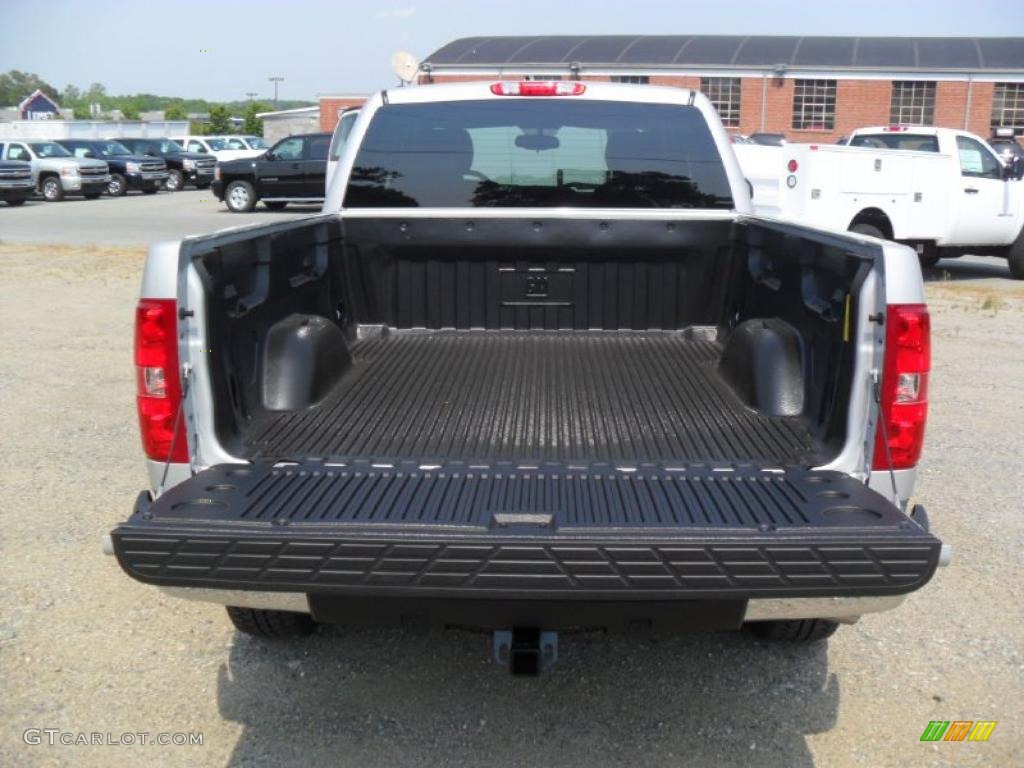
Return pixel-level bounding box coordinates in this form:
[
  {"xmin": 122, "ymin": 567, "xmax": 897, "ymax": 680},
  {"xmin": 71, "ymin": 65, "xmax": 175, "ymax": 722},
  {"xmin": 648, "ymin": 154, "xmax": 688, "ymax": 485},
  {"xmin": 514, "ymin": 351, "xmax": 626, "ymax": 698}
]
[
  {"xmin": 490, "ymin": 81, "xmax": 587, "ymax": 96},
  {"xmin": 873, "ymin": 303, "xmax": 930, "ymax": 471},
  {"xmin": 135, "ymin": 298, "xmax": 188, "ymax": 463}
]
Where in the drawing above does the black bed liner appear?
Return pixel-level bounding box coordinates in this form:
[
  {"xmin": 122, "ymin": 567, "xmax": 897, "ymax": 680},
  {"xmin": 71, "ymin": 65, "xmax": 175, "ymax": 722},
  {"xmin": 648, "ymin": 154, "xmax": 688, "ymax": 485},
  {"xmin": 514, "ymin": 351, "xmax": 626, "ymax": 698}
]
[
  {"xmin": 242, "ymin": 329, "xmax": 818, "ymax": 464},
  {"xmin": 112, "ymin": 460, "xmax": 941, "ymax": 600}
]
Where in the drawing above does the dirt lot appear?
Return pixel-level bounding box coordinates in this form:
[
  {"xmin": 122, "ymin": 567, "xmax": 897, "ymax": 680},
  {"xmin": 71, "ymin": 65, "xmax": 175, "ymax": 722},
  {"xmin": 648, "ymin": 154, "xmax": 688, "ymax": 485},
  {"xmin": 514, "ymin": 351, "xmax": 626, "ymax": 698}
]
[{"xmin": 0, "ymin": 243, "xmax": 1021, "ymax": 767}]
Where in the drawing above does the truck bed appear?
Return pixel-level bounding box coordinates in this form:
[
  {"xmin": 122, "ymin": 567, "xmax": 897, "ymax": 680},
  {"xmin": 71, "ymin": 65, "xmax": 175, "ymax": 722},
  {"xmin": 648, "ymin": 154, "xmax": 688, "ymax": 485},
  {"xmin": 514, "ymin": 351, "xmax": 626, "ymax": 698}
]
[{"xmin": 242, "ymin": 329, "xmax": 818, "ymax": 465}]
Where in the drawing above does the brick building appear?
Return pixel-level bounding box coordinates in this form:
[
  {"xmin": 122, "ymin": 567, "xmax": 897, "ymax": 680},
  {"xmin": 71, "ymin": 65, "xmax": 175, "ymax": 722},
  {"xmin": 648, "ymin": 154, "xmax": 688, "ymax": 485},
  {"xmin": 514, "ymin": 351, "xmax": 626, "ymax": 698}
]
[
  {"xmin": 418, "ymin": 36, "xmax": 1024, "ymax": 143},
  {"xmin": 318, "ymin": 95, "xmax": 367, "ymax": 133}
]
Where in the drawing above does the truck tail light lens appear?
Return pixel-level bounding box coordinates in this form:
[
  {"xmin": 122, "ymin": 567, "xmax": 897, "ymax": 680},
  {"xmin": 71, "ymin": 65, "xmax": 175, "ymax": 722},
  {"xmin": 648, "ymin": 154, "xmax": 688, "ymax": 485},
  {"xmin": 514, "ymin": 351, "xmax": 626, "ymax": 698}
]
[
  {"xmin": 873, "ymin": 304, "xmax": 930, "ymax": 470},
  {"xmin": 135, "ymin": 298, "xmax": 188, "ymax": 463},
  {"xmin": 787, "ymin": 159, "xmax": 799, "ymax": 172},
  {"xmin": 490, "ymin": 81, "xmax": 586, "ymax": 96}
]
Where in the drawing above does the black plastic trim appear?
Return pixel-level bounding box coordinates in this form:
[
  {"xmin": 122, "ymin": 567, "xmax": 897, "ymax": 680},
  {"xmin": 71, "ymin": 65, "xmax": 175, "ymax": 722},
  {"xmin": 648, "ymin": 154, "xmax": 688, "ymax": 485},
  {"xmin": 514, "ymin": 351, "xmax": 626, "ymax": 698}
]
[{"xmin": 113, "ymin": 461, "xmax": 941, "ymax": 600}]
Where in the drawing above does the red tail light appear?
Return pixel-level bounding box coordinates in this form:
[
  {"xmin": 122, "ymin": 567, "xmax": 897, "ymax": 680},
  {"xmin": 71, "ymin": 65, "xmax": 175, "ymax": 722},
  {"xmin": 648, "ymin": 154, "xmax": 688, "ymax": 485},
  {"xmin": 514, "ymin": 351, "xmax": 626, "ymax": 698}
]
[
  {"xmin": 873, "ymin": 304, "xmax": 930, "ymax": 470},
  {"xmin": 787, "ymin": 159, "xmax": 799, "ymax": 172},
  {"xmin": 135, "ymin": 298, "xmax": 188, "ymax": 463},
  {"xmin": 490, "ymin": 81, "xmax": 586, "ymax": 96}
]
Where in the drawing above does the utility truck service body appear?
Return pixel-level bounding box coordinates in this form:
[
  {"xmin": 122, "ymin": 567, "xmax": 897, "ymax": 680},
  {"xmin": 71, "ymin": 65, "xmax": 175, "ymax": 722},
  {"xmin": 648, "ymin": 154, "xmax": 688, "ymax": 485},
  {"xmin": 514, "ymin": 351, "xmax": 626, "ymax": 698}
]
[
  {"xmin": 736, "ymin": 126, "xmax": 1024, "ymax": 276},
  {"xmin": 109, "ymin": 83, "xmax": 945, "ymax": 668}
]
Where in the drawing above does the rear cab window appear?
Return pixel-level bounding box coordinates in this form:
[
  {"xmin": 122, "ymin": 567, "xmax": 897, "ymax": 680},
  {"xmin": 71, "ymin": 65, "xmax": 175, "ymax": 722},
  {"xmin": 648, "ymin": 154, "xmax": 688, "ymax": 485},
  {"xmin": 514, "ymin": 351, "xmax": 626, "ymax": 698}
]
[
  {"xmin": 344, "ymin": 99, "xmax": 734, "ymax": 209},
  {"xmin": 849, "ymin": 134, "xmax": 940, "ymax": 152}
]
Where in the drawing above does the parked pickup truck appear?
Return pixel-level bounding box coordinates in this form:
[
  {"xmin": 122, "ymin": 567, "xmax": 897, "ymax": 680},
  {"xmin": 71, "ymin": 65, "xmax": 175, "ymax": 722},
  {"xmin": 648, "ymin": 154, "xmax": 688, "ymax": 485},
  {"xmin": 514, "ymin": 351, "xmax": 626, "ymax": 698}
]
[
  {"xmin": 736, "ymin": 125, "xmax": 1024, "ymax": 277},
  {"xmin": 212, "ymin": 132, "xmax": 331, "ymax": 211},
  {"xmin": 0, "ymin": 139, "xmax": 110, "ymax": 201},
  {"xmin": 179, "ymin": 135, "xmax": 267, "ymax": 162},
  {"xmin": 0, "ymin": 158, "xmax": 35, "ymax": 205},
  {"xmin": 108, "ymin": 82, "xmax": 947, "ymax": 671},
  {"xmin": 57, "ymin": 139, "xmax": 168, "ymax": 196},
  {"xmin": 117, "ymin": 137, "xmax": 215, "ymax": 191}
]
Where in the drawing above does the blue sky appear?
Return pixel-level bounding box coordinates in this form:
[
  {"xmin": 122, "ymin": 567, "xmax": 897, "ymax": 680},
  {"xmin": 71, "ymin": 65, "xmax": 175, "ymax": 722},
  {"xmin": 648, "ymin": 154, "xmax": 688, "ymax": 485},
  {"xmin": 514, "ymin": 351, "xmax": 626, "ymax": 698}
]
[{"xmin": 1, "ymin": 0, "xmax": 1021, "ymax": 101}]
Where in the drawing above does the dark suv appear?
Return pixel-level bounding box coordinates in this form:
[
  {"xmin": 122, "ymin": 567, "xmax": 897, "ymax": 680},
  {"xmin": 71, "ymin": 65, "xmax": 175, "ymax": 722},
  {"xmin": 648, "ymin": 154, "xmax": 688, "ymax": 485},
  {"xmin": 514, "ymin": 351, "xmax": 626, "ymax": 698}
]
[
  {"xmin": 212, "ymin": 132, "xmax": 330, "ymax": 212},
  {"xmin": 117, "ymin": 137, "xmax": 215, "ymax": 191},
  {"xmin": 58, "ymin": 139, "xmax": 168, "ymax": 196}
]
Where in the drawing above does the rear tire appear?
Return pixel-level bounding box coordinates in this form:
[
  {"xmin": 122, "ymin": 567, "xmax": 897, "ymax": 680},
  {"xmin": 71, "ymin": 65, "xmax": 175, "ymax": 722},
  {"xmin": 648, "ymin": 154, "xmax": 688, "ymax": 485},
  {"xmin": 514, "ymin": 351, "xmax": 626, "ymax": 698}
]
[
  {"xmin": 225, "ymin": 180, "xmax": 257, "ymax": 212},
  {"xmin": 264, "ymin": 201, "xmax": 288, "ymax": 210},
  {"xmin": 108, "ymin": 173, "xmax": 127, "ymax": 196},
  {"xmin": 226, "ymin": 606, "xmax": 315, "ymax": 638},
  {"xmin": 747, "ymin": 618, "xmax": 840, "ymax": 643},
  {"xmin": 1008, "ymin": 233, "xmax": 1024, "ymax": 280},
  {"xmin": 849, "ymin": 222, "xmax": 885, "ymax": 239},
  {"xmin": 41, "ymin": 176, "xmax": 64, "ymax": 202},
  {"xmin": 165, "ymin": 169, "xmax": 183, "ymax": 192}
]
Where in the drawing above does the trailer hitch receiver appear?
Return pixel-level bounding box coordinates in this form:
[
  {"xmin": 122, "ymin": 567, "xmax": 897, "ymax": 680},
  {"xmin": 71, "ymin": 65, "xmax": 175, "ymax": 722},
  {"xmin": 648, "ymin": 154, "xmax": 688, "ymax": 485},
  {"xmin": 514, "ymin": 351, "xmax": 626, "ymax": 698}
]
[{"xmin": 494, "ymin": 628, "xmax": 558, "ymax": 675}]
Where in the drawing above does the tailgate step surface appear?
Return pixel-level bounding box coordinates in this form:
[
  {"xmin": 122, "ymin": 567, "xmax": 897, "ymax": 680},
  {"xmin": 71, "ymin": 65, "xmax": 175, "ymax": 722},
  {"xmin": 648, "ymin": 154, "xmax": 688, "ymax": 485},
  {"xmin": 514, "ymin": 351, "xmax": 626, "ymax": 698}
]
[{"xmin": 112, "ymin": 462, "xmax": 941, "ymax": 599}]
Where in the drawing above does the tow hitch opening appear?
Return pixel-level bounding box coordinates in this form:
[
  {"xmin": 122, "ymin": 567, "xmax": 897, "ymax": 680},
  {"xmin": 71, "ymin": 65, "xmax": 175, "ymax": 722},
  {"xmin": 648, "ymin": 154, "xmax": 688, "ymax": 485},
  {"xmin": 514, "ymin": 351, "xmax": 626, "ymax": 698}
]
[{"xmin": 494, "ymin": 628, "xmax": 559, "ymax": 675}]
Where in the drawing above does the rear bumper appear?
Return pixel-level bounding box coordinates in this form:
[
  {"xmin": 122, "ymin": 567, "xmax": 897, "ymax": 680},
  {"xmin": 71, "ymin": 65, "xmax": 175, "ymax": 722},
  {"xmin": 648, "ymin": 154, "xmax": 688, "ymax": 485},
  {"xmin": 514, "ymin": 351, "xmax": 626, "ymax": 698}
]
[{"xmin": 111, "ymin": 461, "xmax": 942, "ymax": 604}]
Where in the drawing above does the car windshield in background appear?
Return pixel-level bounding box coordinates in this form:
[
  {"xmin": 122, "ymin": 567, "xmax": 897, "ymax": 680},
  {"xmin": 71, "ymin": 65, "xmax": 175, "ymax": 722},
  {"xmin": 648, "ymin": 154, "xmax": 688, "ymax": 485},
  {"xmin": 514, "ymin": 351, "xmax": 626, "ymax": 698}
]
[
  {"xmin": 849, "ymin": 134, "xmax": 940, "ymax": 152},
  {"xmin": 205, "ymin": 138, "xmax": 228, "ymax": 151},
  {"xmin": 223, "ymin": 138, "xmax": 247, "ymax": 149},
  {"xmin": 30, "ymin": 142, "xmax": 72, "ymax": 158},
  {"xmin": 158, "ymin": 139, "xmax": 184, "ymax": 154},
  {"xmin": 245, "ymin": 137, "xmax": 267, "ymax": 149},
  {"xmin": 101, "ymin": 141, "xmax": 131, "ymax": 156},
  {"xmin": 345, "ymin": 99, "xmax": 734, "ymax": 209}
]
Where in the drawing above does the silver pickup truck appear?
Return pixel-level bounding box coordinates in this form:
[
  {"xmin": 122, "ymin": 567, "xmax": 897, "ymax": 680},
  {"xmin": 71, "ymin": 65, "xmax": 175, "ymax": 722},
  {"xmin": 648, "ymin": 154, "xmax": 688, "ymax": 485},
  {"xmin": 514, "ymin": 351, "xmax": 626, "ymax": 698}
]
[
  {"xmin": 0, "ymin": 139, "xmax": 110, "ymax": 201},
  {"xmin": 108, "ymin": 82, "xmax": 948, "ymax": 673}
]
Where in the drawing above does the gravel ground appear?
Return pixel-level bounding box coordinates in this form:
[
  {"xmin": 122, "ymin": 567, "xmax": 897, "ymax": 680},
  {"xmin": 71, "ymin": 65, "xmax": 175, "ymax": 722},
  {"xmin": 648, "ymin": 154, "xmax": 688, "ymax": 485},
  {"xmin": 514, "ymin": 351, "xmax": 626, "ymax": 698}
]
[{"xmin": 0, "ymin": 244, "xmax": 1021, "ymax": 767}]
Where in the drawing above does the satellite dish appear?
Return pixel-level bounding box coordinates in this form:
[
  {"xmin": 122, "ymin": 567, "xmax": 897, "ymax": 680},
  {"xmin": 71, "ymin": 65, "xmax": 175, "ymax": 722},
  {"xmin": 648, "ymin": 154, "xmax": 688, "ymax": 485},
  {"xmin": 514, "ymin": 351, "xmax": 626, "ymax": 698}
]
[{"xmin": 391, "ymin": 51, "xmax": 420, "ymax": 84}]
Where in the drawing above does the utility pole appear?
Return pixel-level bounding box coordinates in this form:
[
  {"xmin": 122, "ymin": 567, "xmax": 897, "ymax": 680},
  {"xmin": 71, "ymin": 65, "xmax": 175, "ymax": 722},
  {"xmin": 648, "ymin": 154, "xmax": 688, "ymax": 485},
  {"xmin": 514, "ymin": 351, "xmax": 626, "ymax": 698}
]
[
  {"xmin": 268, "ymin": 77, "xmax": 284, "ymax": 108},
  {"xmin": 245, "ymin": 91, "xmax": 258, "ymax": 101}
]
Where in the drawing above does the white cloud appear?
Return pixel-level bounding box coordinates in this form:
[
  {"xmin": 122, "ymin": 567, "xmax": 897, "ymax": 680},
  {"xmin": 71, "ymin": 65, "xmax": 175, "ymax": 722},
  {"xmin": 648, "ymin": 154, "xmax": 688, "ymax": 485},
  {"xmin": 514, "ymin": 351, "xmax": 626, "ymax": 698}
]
[{"xmin": 376, "ymin": 6, "xmax": 416, "ymax": 20}]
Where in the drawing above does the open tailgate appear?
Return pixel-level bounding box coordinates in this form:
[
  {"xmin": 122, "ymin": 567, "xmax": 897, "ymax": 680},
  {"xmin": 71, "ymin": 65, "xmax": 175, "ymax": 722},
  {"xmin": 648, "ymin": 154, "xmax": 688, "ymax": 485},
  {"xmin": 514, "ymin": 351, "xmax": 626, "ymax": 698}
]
[{"xmin": 112, "ymin": 460, "xmax": 941, "ymax": 600}]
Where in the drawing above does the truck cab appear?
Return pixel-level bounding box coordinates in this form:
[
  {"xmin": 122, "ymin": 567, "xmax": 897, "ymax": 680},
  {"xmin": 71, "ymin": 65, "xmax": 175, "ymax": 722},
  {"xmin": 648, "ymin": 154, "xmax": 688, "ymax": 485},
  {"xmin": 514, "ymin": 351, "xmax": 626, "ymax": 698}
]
[
  {"xmin": 0, "ymin": 139, "xmax": 110, "ymax": 201},
  {"xmin": 211, "ymin": 132, "xmax": 331, "ymax": 211}
]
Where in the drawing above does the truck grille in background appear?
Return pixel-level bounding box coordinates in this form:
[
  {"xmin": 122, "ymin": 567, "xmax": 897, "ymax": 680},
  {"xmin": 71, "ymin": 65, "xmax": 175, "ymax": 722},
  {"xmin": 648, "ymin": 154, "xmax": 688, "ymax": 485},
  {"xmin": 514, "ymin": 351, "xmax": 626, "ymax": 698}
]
[
  {"xmin": 79, "ymin": 167, "xmax": 106, "ymax": 178},
  {"xmin": 141, "ymin": 161, "xmax": 166, "ymax": 172},
  {"xmin": 196, "ymin": 158, "xmax": 215, "ymax": 169},
  {"xmin": 0, "ymin": 168, "xmax": 31, "ymax": 180}
]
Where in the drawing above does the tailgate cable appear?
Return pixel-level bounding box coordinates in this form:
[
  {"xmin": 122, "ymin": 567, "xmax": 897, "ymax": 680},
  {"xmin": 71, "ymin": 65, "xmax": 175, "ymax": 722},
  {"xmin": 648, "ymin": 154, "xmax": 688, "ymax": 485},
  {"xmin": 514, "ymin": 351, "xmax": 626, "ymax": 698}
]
[
  {"xmin": 157, "ymin": 363, "xmax": 191, "ymax": 496},
  {"xmin": 871, "ymin": 371, "xmax": 900, "ymax": 504}
]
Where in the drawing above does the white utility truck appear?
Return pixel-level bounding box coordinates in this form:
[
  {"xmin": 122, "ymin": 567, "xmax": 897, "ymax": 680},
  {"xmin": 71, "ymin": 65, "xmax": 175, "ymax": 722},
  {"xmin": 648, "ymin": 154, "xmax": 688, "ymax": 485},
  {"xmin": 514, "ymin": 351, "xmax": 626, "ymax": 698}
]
[{"xmin": 736, "ymin": 126, "xmax": 1024, "ymax": 277}]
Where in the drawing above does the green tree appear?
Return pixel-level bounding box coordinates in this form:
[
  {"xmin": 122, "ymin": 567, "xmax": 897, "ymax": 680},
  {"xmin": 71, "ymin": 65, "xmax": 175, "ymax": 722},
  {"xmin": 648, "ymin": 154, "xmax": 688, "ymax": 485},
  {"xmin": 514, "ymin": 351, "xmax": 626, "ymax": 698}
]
[
  {"xmin": 121, "ymin": 104, "xmax": 140, "ymax": 120},
  {"xmin": 164, "ymin": 102, "xmax": 187, "ymax": 120},
  {"xmin": 207, "ymin": 104, "xmax": 232, "ymax": 134},
  {"xmin": 0, "ymin": 70, "xmax": 59, "ymax": 107},
  {"xmin": 243, "ymin": 102, "xmax": 266, "ymax": 135}
]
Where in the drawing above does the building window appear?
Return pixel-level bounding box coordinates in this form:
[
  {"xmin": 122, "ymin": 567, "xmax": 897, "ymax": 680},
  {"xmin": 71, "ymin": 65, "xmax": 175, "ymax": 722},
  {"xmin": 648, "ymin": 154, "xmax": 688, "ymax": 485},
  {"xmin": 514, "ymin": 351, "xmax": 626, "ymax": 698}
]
[
  {"xmin": 700, "ymin": 77, "xmax": 741, "ymax": 127},
  {"xmin": 792, "ymin": 79, "xmax": 836, "ymax": 131},
  {"xmin": 611, "ymin": 75, "xmax": 650, "ymax": 84},
  {"xmin": 991, "ymin": 83, "xmax": 1024, "ymax": 136},
  {"xmin": 889, "ymin": 81, "xmax": 935, "ymax": 125}
]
